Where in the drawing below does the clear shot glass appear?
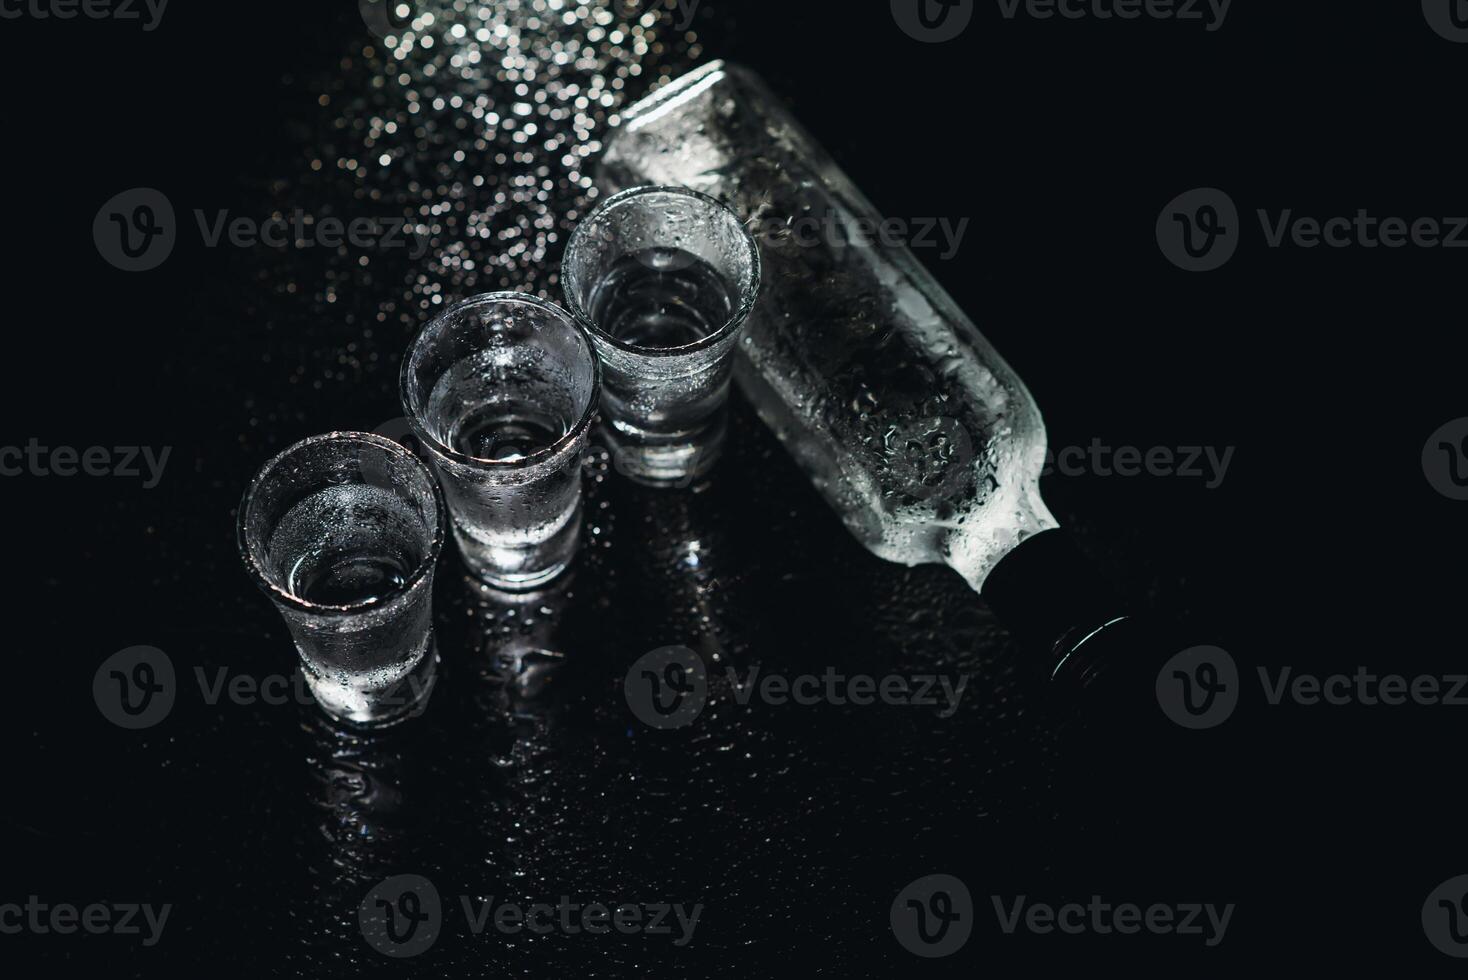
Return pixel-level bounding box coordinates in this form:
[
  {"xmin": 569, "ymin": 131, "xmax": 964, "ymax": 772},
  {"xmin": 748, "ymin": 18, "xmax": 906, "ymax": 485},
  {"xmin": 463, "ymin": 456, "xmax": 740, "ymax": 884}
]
[
  {"xmin": 562, "ymin": 185, "xmax": 762, "ymax": 486},
  {"xmin": 237, "ymin": 432, "xmax": 445, "ymax": 728},
  {"xmin": 401, "ymin": 292, "xmax": 599, "ymax": 590}
]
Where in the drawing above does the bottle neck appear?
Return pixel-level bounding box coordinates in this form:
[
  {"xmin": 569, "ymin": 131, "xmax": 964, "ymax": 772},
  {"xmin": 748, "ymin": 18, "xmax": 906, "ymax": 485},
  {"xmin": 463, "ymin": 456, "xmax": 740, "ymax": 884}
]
[
  {"xmin": 977, "ymin": 497, "xmax": 1192, "ymax": 730},
  {"xmin": 946, "ymin": 480, "xmax": 1059, "ymax": 594},
  {"xmin": 978, "ymin": 525, "xmax": 1124, "ymax": 670}
]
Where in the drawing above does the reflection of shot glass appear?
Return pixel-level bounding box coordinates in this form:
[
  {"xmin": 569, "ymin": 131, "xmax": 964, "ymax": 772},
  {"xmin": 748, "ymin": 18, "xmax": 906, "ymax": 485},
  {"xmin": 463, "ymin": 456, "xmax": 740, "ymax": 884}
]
[
  {"xmin": 401, "ymin": 292, "xmax": 600, "ymax": 590},
  {"xmin": 563, "ymin": 186, "xmax": 762, "ymax": 486},
  {"xmin": 238, "ymin": 432, "xmax": 445, "ymax": 728}
]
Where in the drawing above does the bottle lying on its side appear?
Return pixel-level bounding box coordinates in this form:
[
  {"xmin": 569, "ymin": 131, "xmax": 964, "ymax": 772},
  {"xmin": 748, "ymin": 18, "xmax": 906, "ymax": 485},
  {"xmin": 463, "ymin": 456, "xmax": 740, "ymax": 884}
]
[
  {"xmin": 598, "ymin": 60, "xmax": 1055, "ymax": 594},
  {"xmin": 599, "ymin": 63, "xmax": 1195, "ymax": 706}
]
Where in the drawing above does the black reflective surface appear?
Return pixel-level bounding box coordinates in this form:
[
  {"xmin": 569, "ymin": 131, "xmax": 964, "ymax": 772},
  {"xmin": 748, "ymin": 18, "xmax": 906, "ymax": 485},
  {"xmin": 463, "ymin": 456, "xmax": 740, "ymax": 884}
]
[{"xmin": 4, "ymin": 2, "xmax": 1462, "ymax": 975}]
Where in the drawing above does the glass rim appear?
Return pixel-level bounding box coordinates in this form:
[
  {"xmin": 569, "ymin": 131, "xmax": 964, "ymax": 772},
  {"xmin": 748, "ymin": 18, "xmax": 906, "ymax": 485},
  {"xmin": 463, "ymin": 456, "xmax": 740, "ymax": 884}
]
[
  {"xmin": 562, "ymin": 185, "xmax": 763, "ymax": 359},
  {"xmin": 400, "ymin": 291, "xmax": 602, "ymax": 471},
  {"xmin": 236, "ymin": 431, "xmax": 447, "ymax": 617}
]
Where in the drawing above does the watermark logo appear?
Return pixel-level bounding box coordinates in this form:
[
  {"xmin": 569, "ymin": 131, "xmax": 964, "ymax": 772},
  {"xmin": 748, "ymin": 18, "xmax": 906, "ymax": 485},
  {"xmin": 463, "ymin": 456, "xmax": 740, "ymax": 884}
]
[
  {"xmin": 0, "ymin": 898, "xmax": 171, "ymax": 946},
  {"xmin": 93, "ymin": 646, "xmax": 175, "ymax": 729},
  {"xmin": 892, "ymin": 0, "xmax": 974, "ymax": 42},
  {"xmin": 0, "ymin": 0, "xmax": 168, "ymax": 30},
  {"xmin": 359, "ymin": 875, "xmax": 701, "ymax": 955},
  {"xmin": 1156, "ymin": 645, "xmax": 1238, "ymax": 729},
  {"xmin": 1423, "ymin": 0, "xmax": 1468, "ymax": 42},
  {"xmin": 94, "ymin": 190, "xmax": 428, "ymax": 271},
  {"xmin": 1424, "ymin": 875, "xmax": 1468, "ymax": 957},
  {"xmin": 625, "ymin": 646, "xmax": 707, "ymax": 729},
  {"xmin": 94, "ymin": 646, "xmax": 433, "ymax": 729},
  {"xmin": 625, "ymin": 648, "xmax": 971, "ymax": 730},
  {"xmin": 1157, "ymin": 188, "xmax": 1239, "ymax": 272},
  {"xmin": 892, "ymin": 874, "xmax": 973, "ymax": 957},
  {"xmin": 893, "ymin": 877, "xmax": 1234, "ymax": 951},
  {"xmin": 363, "ymin": 416, "xmax": 428, "ymax": 493},
  {"xmin": 1161, "ymin": 188, "xmax": 1468, "ymax": 271},
  {"xmin": 360, "ymin": 875, "xmax": 442, "ymax": 959},
  {"xmin": 1159, "ymin": 653, "xmax": 1468, "ymax": 729},
  {"xmin": 359, "ymin": 0, "xmax": 413, "ymax": 44},
  {"xmin": 1423, "ymin": 418, "xmax": 1468, "ymax": 500},
  {"xmin": 94, "ymin": 188, "xmax": 175, "ymax": 272}
]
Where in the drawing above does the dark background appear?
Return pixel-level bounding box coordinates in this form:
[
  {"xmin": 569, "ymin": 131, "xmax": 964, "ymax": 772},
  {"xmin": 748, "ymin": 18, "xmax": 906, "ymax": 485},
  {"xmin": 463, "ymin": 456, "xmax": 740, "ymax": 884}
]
[{"xmin": 2, "ymin": 0, "xmax": 1461, "ymax": 974}]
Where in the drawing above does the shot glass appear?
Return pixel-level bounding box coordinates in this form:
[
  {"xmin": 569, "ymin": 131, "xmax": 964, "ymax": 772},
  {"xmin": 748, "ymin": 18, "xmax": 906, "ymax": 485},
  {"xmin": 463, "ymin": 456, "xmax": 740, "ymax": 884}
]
[
  {"xmin": 401, "ymin": 292, "xmax": 599, "ymax": 589},
  {"xmin": 562, "ymin": 185, "xmax": 762, "ymax": 486},
  {"xmin": 237, "ymin": 432, "xmax": 445, "ymax": 728}
]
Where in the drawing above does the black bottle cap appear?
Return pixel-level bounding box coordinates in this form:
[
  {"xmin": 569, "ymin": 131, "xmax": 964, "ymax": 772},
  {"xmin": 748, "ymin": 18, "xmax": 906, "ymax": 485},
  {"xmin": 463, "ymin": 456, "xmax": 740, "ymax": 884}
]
[
  {"xmin": 981, "ymin": 528, "xmax": 1123, "ymax": 667},
  {"xmin": 982, "ymin": 528, "xmax": 1172, "ymax": 722}
]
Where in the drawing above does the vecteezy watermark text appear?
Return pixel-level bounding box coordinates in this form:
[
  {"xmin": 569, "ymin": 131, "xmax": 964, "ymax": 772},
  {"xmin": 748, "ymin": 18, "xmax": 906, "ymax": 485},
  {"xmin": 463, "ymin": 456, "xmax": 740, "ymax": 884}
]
[
  {"xmin": 992, "ymin": 895, "xmax": 1235, "ymax": 946},
  {"xmin": 728, "ymin": 666, "xmax": 969, "ymax": 717},
  {"xmin": 92, "ymin": 646, "xmax": 433, "ymax": 729},
  {"xmin": 0, "ymin": 440, "xmax": 170, "ymax": 488},
  {"xmin": 890, "ymin": 874, "xmax": 1234, "ymax": 957},
  {"xmin": 0, "ymin": 898, "xmax": 171, "ymax": 946},
  {"xmin": 995, "ymin": 0, "xmax": 1231, "ymax": 30},
  {"xmin": 358, "ymin": 875, "xmax": 701, "ymax": 958},
  {"xmin": 192, "ymin": 209, "xmax": 426, "ymax": 258},
  {"xmin": 1043, "ymin": 441, "xmax": 1234, "ymax": 488},
  {"xmin": 892, "ymin": 0, "xmax": 1229, "ymax": 42},
  {"xmin": 94, "ymin": 188, "xmax": 428, "ymax": 272},
  {"xmin": 1256, "ymin": 667, "xmax": 1468, "ymax": 708},
  {"xmin": 1159, "ymin": 187, "xmax": 1468, "ymax": 271},
  {"xmin": 1157, "ymin": 646, "xmax": 1468, "ymax": 729},
  {"xmin": 0, "ymin": 0, "xmax": 167, "ymax": 30},
  {"xmin": 749, "ymin": 209, "xmax": 971, "ymax": 260},
  {"xmin": 625, "ymin": 647, "xmax": 969, "ymax": 730}
]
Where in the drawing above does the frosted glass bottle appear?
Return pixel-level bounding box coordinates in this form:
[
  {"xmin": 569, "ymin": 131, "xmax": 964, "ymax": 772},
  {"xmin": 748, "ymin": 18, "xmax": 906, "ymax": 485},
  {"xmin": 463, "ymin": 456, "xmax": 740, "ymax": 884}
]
[{"xmin": 599, "ymin": 61, "xmax": 1057, "ymax": 592}]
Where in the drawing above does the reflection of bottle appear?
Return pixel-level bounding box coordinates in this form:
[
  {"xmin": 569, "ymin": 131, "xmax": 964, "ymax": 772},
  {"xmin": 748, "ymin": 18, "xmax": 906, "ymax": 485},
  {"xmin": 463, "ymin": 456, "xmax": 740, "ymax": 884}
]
[{"xmin": 599, "ymin": 61, "xmax": 1057, "ymax": 593}]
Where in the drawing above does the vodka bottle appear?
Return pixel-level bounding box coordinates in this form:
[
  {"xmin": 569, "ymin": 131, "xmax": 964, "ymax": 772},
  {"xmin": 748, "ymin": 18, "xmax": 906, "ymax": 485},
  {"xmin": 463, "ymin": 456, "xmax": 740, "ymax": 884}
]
[{"xmin": 598, "ymin": 61, "xmax": 1058, "ymax": 592}]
